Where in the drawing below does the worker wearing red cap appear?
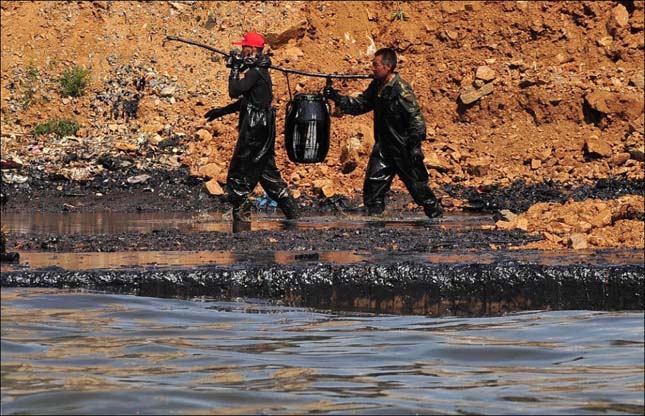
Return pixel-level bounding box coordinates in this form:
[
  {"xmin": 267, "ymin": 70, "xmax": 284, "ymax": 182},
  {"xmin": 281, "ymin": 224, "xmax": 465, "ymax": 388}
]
[{"xmin": 204, "ymin": 32, "xmax": 299, "ymax": 229}]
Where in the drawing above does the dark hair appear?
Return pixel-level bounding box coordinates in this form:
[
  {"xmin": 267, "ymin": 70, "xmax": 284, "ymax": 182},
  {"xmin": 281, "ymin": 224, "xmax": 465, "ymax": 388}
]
[{"xmin": 375, "ymin": 48, "xmax": 397, "ymax": 72}]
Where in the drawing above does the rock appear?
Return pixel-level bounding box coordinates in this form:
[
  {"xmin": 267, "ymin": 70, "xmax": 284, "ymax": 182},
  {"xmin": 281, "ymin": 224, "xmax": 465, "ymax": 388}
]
[
  {"xmin": 590, "ymin": 208, "xmax": 613, "ymax": 228},
  {"xmin": 194, "ymin": 128, "xmax": 212, "ymax": 142},
  {"xmin": 575, "ymin": 221, "xmax": 593, "ymax": 233},
  {"xmin": 629, "ymin": 72, "xmax": 645, "ymax": 89},
  {"xmin": 465, "ymin": 161, "xmax": 488, "ymax": 176},
  {"xmin": 495, "ymin": 220, "xmax": 514, "ymax": 230},
  {"xmin": 530, "ymin": 159, "xmax": 542, "ymax": 170},
  {"xmin": 569, "ymin": 233, "xmax": 588, "ymax": 249},
  {"xmin": 584, "ymin": 136, "xmax": 612, "ymax": 158},
  {"xmin": 169, "ymin": 2, "xmax": 184, "ymax": 11},
  {"xmin": 340, "ymin": 136, "xmax": 361, "ymax": 174},
  {"xmin": 142, "ymin": 122, "xmax": 164, "ymax": 134},
  {"xmin": 597, "ymin": 36, "xmax": 613, "ymax": 47},
  {"xmin": 440, "ymin": 2, "xmax": 465, "ymax": 14},
  {"xmin": 584, "ymin": 91, "xmax": 644, "ymax": 121},
  {"xmin": 425, "ymin": 151, "xmax": 451, "ymax": 172},
  {"xmin": 321, "ymin": 183, "xmax": 338, "ymax": 198},
  {"xmin": 312, "ymin": 179, "xmax": 337, "ymax": 198},
  {"xmin": 530, "ymin": 17, "xmax": 544, "ymax": 33},
  {"xmin": 264, "ymin": 21, "xmax": 307, "ymax": 48},
  {"xmin": 499, "ymin": 209, "xmax": 517, "ymax": 222},
  {"xmin": 126, "ymin": 174, "xmax": 151, "ymax": 184},
  {"xmin": 516, "ymin": 1, "xmax": 529, "ymax": 12},
  {"xmin": 150, "ymin": 134, "xmax": 165, "ymax": 145},
  {"xmin": 67, "ymin": 167, "xmax": 93, "ymax": 182},
  {"xmin": 459, "ymin": 82, "xmax": 494, "ymax": 105},
  {"xmin": 160, "ymin": 86, "xmax": 175, "ymax": 97},
  {"xmin": 610, "ymin": 152, "xmax": 631, "ymax": 166},
  {"xmin": 115, "ymin": 142, "xmax": 137, "ymax": 152},
  {"xmin": 445, "ymin": 30, "xmax": 459, "ymax": 41},
  {"xmin": 629, "ymin": 145, "xmax": 645, "ymax": 162},
  {"xmin": 555, "ymin": 52, "xmax": 574, "ymax": 64},
  {"xmin": 284, "ymin": 46, "xmax": 304, "ymax": 61},
  {"xmin": 205, "ymin": 178, "xmax": 224, "ymax": 195},
  {"xmin": 475, "ymin": 65, "xmax": 496, "ymax": 81},
  {"xmin": 606, "ymin": 4, "xmax": 630, "ymax": 36},
  {"xmin": 198, "ymin": 163, "xmax": 222, "ymax": 179},
  {"xmin": 158, "ymin": 136, "xmax": 180, "ymax": 149},
  {"xmin": 354, "ymin": 124, "xmax": 374, "ymax": 149},
  {"xmin": 464, "ymin": 2, "xmax": 482, "ymax": 12}
]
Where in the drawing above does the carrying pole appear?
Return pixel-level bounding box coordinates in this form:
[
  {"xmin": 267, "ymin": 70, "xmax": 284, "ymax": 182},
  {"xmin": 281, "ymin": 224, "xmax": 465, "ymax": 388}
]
[{"xmin": 165, "ymin": 36, "xmax": 372, "ymax": 80}]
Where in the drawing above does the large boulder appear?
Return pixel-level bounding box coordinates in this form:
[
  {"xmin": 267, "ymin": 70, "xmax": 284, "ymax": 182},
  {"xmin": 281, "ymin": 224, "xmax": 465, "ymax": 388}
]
[{"xmin": 585, "ymin": 91, "xmax": 644, "ymax": 121}]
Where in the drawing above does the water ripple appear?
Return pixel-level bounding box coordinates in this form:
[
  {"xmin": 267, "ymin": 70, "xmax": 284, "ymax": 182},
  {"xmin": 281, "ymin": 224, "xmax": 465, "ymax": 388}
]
[{"xmin": 1, "ymin": 288, "xmax": 643, "ymax": 415}]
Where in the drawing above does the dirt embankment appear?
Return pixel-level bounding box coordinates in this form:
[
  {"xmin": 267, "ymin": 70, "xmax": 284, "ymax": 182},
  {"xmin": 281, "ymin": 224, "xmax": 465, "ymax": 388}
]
[{"xmin": 1, "ymin": 1, "xmax": 644, "ymax": 249}]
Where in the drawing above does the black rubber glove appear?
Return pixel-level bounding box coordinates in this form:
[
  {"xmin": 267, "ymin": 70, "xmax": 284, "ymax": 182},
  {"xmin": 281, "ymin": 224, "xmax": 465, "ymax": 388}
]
[
  {"xmin": 253, "ymin": 53, "xmax": 272, "ymax": 68},
  {"xmin": 323, "ymin": 85, "xmax": 339, "ymax": 102},
  {"xmin": 229, "ymin": 66, "xmax": 240, "ymax": 81},
  {"xmin": 204, "ymin": 107, "xmax": 227, "ymax": 121},
  {"xmin": 225, "ymin": 49, "xmax": 243, "ymax": 68},
  {"xmin": 227, "ymin": 50, "xmax": 243, "ymax": 81}
]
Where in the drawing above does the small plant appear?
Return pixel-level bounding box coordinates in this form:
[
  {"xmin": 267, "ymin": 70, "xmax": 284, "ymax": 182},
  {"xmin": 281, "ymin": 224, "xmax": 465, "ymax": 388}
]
[
  {"xmin": 59, "ymin": 65, "xmax": 91, "ymax": 97},
  {"xmin": 2, "ymin": 109, "xmax": 12, "ymax": 127},
  {"xmin": 21, "ymin": 62, "xmax": 40, "ymax": 108},
  {"xmin": 391, "ymin": 7, "xmax": 407, "ymax": 21},
  {"xmin": 26, "ymin": 62, "xmax": 39, "ymax": 80},
  {"xmin": 33, "ymin": 119, "xmax": 80, "ymax": 138}
]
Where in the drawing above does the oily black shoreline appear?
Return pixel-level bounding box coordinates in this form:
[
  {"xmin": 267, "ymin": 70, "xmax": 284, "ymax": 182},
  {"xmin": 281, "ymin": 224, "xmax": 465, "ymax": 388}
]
[{"xmin": 2, "ymin": 258, "xmax": 643, "ymax": 316}]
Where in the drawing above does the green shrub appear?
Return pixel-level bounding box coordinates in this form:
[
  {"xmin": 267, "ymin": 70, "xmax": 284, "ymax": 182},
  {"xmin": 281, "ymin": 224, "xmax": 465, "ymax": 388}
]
[
  {"xmin": 33, "ymin": 119, "xmax": 80, "ymax": 138},
  {"xmin": 59, "ymin": 66, "xmax": 91, "ymax": 97},
  {"xmin": 391, "ymin": 8, "xmax": 407, "ymax": 21},
  {"xmin": 21, "ymin": 62, "xmax": 40, "ymax": 108}
]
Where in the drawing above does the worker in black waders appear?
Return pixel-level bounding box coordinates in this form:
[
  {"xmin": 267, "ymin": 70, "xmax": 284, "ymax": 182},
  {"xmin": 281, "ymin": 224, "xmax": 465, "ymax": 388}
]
[
  {"xmin": 204, "ymin": 32, "xmax": 300, "ymax": 231},
  {"xmin": 324, "ymin": 48, "xmax": 443, "ymax": 219}
]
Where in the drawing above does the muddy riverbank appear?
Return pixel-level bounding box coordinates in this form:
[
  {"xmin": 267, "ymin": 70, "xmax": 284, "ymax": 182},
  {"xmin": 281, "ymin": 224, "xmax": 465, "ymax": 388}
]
[
  {"xmin": 3, "ymin": 168, "xmax": 643, "ymax": 251},
  {"xmin": 2, "ymin": 166, "xmax": 643, "ymax": 215},
  {"xmin": 2, "ymin": 170, "xmax": 643, "ymax": 316}
]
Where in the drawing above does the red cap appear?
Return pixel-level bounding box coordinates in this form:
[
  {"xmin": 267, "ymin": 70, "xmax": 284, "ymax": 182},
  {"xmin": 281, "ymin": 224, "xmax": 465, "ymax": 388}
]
[{"xmin": 233, "ymin": 32, "xmax": 265, "ymax": 48}]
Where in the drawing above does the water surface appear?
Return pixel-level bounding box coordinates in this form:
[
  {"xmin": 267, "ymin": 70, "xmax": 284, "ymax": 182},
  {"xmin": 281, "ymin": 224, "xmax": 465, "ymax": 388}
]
[
  {"xmin": 1, "ymin": 288, "xmax": 643, "ymax": 415},
  {"xmin": 0, "ymin": 211, "xmax": 492, "ymax": 234}
]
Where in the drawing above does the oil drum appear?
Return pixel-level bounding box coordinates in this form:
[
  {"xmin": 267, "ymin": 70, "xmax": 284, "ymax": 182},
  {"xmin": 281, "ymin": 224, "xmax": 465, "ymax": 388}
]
[{"xmin": 284, "ymin": 93, "xmax": 330, "ymax": 163}]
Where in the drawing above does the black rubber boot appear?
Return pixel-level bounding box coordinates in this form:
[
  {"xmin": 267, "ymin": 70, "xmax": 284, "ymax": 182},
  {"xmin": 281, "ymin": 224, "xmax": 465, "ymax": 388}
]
[
  {"xmin": 232, "ymin": 220, "xmax": 251, "ymax": 233},
  {"xmin": 278, "ymin": 196, "xmax": 300, "ymax": 220},
  {"xmin": 232, "ymin": 199, "xmax": 252, "ymax": 223},
  {"xmin": 423, "ymin": 199, "xmax": 443, "ymax": 219},
  {"xmin": 365, "ymin": 203, "xmax": 385, "ymax": 216}
]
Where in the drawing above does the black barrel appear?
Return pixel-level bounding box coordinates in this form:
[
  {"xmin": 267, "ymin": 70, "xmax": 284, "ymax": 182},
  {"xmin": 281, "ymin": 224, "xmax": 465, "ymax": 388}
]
[{"xmin": 284, "ymin": 93, "xmax": 330, "ymax": 163}]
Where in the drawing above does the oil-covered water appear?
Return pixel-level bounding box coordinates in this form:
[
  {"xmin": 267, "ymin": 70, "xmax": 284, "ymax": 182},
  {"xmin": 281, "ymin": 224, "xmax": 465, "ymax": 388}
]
[
  {"xmin": 1, "ymin": 288, "xmax": 643, "ymax": 415},
  {"xmin": 0, "ymin": 211, "xmax": 493, "ymax": 234}
]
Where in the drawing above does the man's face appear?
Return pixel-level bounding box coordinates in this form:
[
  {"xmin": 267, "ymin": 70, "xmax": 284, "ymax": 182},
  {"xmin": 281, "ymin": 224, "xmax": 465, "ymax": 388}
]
[
  {"xmin": 242, "ymin": 46, "xmax": 255, "ymax": 57},
  {"xmin": 372, "ymin": 55, "xmax": 392, "ymax": 80}
]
